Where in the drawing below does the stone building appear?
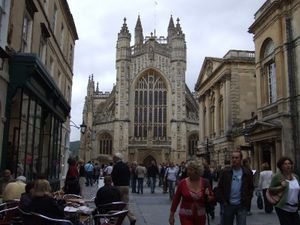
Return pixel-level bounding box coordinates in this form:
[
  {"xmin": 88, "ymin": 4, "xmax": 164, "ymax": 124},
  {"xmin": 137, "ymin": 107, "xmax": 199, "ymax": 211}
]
[
  {"xmin": 0, "ymin": 0, "xmax": 78, "ymax": 188},
  {"xmin": 80, "ymin": 16, "xmax": 199, "ymax": 166},
  {"xmin": 248, "ymin": 0, "xmax": 300, "ymax": 172},
  {"xmin": 194, "ymin": 50, "xmax": 257, "ymax": 166}
]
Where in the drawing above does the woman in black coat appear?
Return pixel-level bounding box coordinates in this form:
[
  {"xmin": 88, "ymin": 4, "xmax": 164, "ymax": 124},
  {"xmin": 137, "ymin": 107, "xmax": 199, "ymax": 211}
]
[{"xmin": 29, "ymin": 179, "xmax": 65, "ymax": 219}]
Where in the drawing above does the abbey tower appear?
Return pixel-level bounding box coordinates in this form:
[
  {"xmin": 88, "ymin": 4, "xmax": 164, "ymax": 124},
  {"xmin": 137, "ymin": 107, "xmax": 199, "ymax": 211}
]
[{"xmin": 81, "ymin": 16, "xmax": 199, "ymax": 165}]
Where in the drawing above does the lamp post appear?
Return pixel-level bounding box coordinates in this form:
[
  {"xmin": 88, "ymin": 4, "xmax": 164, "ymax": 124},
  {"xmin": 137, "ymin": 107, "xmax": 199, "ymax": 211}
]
[
  {"xmin": 70, "ymin": 120, "xmax": 86, "ymax": 134},
  {"xmin": 70, "ymin": 120, "xmax": 87, "ymax": 161},
  {"xmin": 80, "ymin": 121, "xmax": 87, "ymax": 162},
  {"xmin": 80, "ymin": 121, "xmax": 87, "ymax": 134}
]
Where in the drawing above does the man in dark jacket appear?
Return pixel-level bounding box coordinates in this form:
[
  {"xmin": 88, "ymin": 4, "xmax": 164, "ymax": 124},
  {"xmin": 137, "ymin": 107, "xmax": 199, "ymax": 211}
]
[
  {"xmin": 202, "ymin": 161, "xmax": 215, "ymax": 220},
  {"xmin": 94, "ymin": 176, "xmax": 121, "ymax": 213},
  {"xmin": 218, "ymin": 151, "xmax": 254, "ymax": 225},
  {"xmin": 147, "ymin": 160, "xmax": 159, "ymax": 194},
  {"xmin": 111, "ymin": 152, "xmax": 136, "ymax": 225}
]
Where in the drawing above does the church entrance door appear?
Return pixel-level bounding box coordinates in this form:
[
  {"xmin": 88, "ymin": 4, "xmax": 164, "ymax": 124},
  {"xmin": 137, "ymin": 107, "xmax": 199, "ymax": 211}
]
[{"xmin": 143, "ymin": 155, "xmax": 156, "ymax": 168}]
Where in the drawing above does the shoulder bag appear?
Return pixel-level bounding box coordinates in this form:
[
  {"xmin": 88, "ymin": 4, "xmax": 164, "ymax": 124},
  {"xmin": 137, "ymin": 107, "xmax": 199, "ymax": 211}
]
[{"xmin": 266, "ymin": 188, "xmax": 283, "ymax": 205}]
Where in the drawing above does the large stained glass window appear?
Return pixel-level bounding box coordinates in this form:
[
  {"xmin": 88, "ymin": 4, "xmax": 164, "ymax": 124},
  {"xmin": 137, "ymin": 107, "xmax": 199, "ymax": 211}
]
[{"xmin": 134, "ymin": 70, "xmax": 167, "ymax": 139}]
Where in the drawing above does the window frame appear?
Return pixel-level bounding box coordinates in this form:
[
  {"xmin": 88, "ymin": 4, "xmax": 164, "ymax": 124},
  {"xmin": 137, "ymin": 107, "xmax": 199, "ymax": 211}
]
[
  {"xmin": 21, "ymin": 11, "xmax": 33, "ymax": 52},
  {"xmin": 260, "ymin": 39, "xmax": 277, "ymax": 105},
  {"xmin": 134, "ymin": 70, "xmax": 167, "ymax": 140},
  {"xmin": 0, "ymin": 0, "xmax": 10, "ymax": 47}
]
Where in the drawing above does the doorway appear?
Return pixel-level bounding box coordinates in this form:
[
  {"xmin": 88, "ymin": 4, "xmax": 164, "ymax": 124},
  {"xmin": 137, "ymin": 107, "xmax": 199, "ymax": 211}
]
[
  {"xmin": 143, "ymin": 155, "xmax": 156, "ymax": 168},
  {"xmin": 262, "ymin": 142, "xmax": 274, "ymax": 168}
]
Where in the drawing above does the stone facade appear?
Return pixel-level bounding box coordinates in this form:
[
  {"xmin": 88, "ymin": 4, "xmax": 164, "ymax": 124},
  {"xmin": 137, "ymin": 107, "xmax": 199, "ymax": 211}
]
[
  {"xmin": 248, "ymin": 0, "xmax": 300, "ymax": 172},
  {"xmin": 0, "ymin": 0, "xmax": 77, "ymax": 187},
  {"xmin": 195, "ymin": 50, "xmax": 257, "ymax": 166},
  {"xmin": 0, "ymin": 0, "xmax": 12, "ymax": 170},
  {"xmin": 80, "ymin": 16, "xmax": 199, "ymax": 166}
]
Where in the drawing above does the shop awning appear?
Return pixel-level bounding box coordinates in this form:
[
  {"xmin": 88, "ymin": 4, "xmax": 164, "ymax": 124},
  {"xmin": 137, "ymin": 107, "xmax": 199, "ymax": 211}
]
[{"xmin": 8, "ymin": 53, "xmax": 70, "ymax": 121}]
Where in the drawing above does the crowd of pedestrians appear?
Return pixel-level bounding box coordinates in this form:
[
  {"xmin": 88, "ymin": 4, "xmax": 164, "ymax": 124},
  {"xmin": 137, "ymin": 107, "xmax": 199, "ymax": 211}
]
[{"xmin": 0, "ymin": 151, "xmax": 299, "ymax": 225}]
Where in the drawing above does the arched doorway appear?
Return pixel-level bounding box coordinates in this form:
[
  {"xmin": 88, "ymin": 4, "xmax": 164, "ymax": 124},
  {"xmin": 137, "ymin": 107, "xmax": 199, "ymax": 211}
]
[{"xmin": 143, "ymin": 155, "xmax": 156, "ymax": 168}]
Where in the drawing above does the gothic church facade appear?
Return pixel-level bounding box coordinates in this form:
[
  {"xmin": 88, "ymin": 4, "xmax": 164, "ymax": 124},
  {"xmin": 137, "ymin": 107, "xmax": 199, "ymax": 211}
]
[{"xmin": 81, "ymin": 16, "xmax": 199, "ymax": 165}]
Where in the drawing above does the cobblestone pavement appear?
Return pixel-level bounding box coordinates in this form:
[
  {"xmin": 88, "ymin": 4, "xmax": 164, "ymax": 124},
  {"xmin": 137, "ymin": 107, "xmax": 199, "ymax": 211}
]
[{"xmin": 82, "ymin": 180, "xmax": 280, "ymax": 225}]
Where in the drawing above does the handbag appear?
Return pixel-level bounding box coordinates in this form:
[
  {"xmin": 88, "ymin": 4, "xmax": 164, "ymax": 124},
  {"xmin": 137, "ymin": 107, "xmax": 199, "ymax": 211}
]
[
  {"xmin": 266, "ymin": 188, "xmax": 283, "ymax": 205},
  {"xmin": 256, "ymin": 192, "xmax": 263, "ymax": 209}
]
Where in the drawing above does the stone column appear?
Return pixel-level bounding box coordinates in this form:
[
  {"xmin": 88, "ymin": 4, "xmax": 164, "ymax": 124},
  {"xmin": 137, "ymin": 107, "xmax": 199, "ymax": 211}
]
[
  {"xmin": 275, "ymin": 140, "xmax": 282, "ymax": 171},
  {"xmin": 199, "ymin": 96, "xmax": 205, "ymax": 142},
  {"xmin": 0, "ymin": 117, "xmax": 4, "ymax": 162},
  {"xmin": 258, "ymin": 143, "xmax": 263, "ymax": 170},
  {"xmin": 206, "ymin": 91, "xmax": 211, "ymax": 138},
  {"xmin": 224, "ymin": 75, "xmax": 231, "ymax": 131},
  {"xmin": 215, "ymin": 83, "xmax": 220, "ymax": 137}
]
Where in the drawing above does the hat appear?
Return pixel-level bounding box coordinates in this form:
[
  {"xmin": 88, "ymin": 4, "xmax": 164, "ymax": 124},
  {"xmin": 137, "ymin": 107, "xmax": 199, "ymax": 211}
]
[{"xmin": 16, "ymin": 176, "xmax": 26, "ymax": 183}]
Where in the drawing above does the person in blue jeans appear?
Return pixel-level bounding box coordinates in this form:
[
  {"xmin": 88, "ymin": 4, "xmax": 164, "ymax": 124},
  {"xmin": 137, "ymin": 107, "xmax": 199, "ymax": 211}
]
[
  {"xmin": 165, "ymin": 162, "xmax": 178, "ymax": 200},
  {"xmin": 147, "ymin": 160, "xmax": 159, "ymax": 194},
  {"xmin": 218, "ymin": 151, "xmax": 254, "ymax": 225},
  {"xmin": 84, "ymin": 161, "xmax": 94, "ymax": 186},
  {"xmin": 135, "ymin": 163, "xmax": 146, "ymax": 194}
]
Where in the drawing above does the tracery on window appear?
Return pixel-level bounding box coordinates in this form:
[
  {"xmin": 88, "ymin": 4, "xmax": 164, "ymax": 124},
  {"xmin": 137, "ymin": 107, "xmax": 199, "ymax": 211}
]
[
  {"xmin": 98, "ymin": 133, "xmax": 112, "ymax": 155},
  {"xmin": 134, "ymin": 69, "xmax": 167, "ymax": 140}
]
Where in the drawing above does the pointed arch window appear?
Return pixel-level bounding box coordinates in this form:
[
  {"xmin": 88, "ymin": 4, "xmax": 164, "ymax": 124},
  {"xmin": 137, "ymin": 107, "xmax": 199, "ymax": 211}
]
[
  {"xmin": 134, "ymin": 69, "xmax": 167, "ymax": 139},
  {"xmin": 99, "ymin": 133, "xmax": 112, "ymax": 155}
]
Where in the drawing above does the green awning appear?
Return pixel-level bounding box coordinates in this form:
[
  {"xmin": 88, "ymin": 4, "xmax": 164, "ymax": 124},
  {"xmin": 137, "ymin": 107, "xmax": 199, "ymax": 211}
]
[{"xmin": 9, "ymin": 53, "xmax": 70, "ymax": 121}]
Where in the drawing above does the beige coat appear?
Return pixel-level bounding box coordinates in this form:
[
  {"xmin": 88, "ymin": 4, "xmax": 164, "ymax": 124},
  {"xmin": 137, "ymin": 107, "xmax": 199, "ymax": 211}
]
[{"xmin": 2, "ymin": 180, "xmax": 26, "ymax": 201}]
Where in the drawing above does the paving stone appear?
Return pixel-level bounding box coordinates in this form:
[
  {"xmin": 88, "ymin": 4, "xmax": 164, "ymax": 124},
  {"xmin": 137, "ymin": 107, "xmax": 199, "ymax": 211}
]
[{"xmin": 82, "ymin": 180, "xmax": 280, "ymax": 225}]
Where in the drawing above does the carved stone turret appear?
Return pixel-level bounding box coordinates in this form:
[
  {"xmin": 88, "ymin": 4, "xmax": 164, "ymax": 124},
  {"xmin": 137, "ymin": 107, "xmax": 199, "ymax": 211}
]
[
  {"xmin": 87, "ymin": 74, "xmax": 95, "ymax": 97},
  {"xmin": 116, "ymin": 18, "xmax": 131, "ymax": 62},
  {"xmin": 135, "ymin": 15, "xmax": 144, "ymax": 46},
  {"xmin": 175, "ymin": 18, "xmax": 184, "ymax": 37},
  {"xmin": 170, "ymin": 18, "xmax": 186, "ymax": 62},
  {"xmin": 167, "ymin": 15, "xmax": 175, "ymax": 42}
]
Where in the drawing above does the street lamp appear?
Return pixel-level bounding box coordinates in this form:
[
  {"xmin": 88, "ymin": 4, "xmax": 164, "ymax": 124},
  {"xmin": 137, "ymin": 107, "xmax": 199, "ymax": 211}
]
[
  {"xmin": 70, "ymin": 120, "xmax": 87, "ymax": 134},
  {"xmin": 70, "ymin": 120, "xmax": 88, "ymax": 162},
  {"xmin": 80, "ymin": 121, "xmax": 87, "ymax": 134}
]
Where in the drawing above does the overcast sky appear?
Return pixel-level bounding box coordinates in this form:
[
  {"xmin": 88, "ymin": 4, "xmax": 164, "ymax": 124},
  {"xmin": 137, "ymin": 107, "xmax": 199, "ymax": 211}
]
[{"xmin": 67, "ymin": 0, "xmax": 264, "ymax": 141}]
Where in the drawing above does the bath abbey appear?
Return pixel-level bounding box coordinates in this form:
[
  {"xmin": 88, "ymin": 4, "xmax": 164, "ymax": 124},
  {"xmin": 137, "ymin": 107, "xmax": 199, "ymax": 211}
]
[{"xmin": 80, "ymin": 16, "xmax": 199, "ymax": 166}]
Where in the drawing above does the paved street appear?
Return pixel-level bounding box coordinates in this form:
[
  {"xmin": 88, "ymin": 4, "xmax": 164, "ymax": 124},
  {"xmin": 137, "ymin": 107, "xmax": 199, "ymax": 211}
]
[{"xmin": 82, "ymin": 179, "xmax": 280, "ymax": 225}]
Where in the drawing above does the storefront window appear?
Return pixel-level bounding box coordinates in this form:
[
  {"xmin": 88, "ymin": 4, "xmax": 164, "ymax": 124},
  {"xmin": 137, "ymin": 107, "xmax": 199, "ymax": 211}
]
[{"xmin": 7, "ymin": 88, "xmax": 62, "ymax": 183}]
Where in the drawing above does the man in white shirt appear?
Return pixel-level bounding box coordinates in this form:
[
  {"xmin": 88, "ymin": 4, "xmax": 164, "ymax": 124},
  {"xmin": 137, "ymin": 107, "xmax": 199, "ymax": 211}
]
[{"xmin": 104, "ymin": 162, "xmax": 113, "ymax": 176}]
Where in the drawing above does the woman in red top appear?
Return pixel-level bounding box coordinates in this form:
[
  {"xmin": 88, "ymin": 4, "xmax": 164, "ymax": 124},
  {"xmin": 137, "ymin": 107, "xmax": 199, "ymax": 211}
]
[
  {"xmin": 64, "ymin": 158, "xmax": 81, "ymax": 195},
  {"xmin": 169, "ymin": 160, "xmax": 214, "ymax": 225}
]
